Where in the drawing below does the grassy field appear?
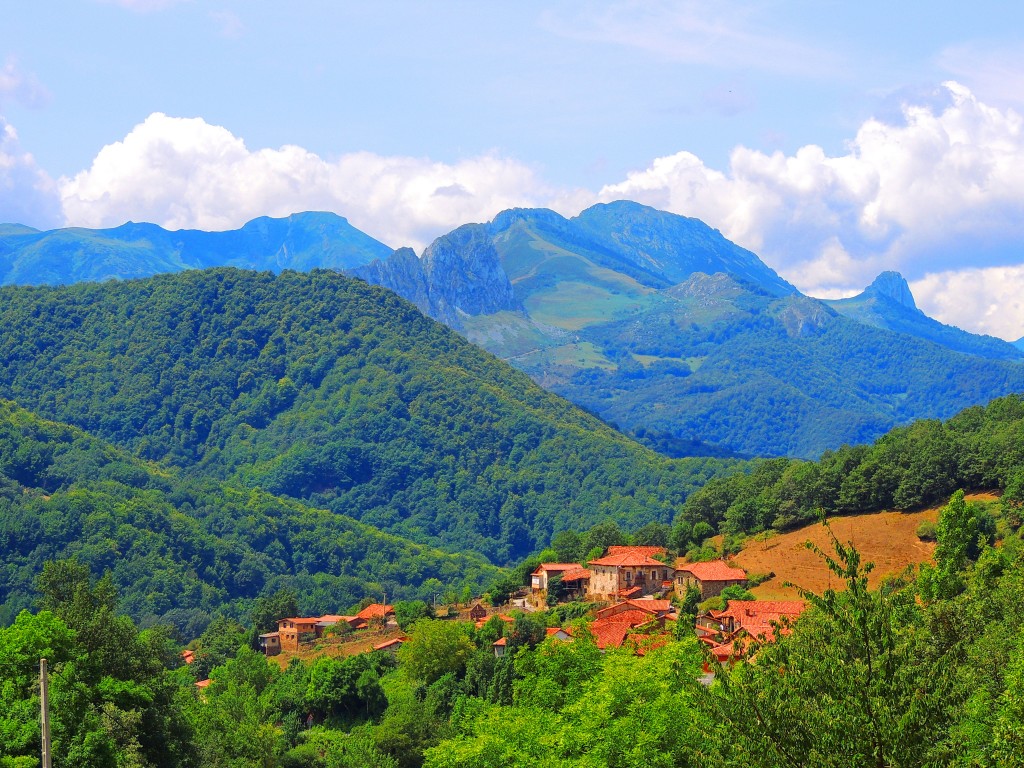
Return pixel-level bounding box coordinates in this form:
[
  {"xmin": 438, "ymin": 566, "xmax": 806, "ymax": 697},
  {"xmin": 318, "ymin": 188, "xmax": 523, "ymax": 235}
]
[{"xmin": 729, "ymin": 493, "xmax": 999, "ymax": 600}]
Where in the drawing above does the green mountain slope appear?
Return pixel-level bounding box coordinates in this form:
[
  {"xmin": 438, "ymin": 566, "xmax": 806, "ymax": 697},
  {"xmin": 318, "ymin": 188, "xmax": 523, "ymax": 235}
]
[
  {"xmin": 354, "ymin": 204, "xmax": 1024, "ymax": 459},
  {"xmin": 0, "ymin": 211, "xmax": 391, "ymax": 284},
  {"xmin": 0, "ymin": 268, "xmax": 729, "ymax": 563},
  {"xmin": 0, "ymin": 399, "xmax": 500, "ymax": 632},
  {"xmin": 823, "ymin": 271, "xmax": 1024, "ymax": 361}
]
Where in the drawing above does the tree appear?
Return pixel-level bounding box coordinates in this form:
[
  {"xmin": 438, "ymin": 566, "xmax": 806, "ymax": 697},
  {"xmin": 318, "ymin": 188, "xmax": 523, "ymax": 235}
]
[
  {"xmin": 397, "ymin": 620, "xmax": 475, "ymax": 685},
  {"xmin": 550, "ymin": 530, "xmax": 585, "ymax": 563},
  {"xmin": 249, "ymin": 588, "xmax": 298, "ymax": 640},
  {"xmin": 920, "ymin": 490, "xmax": 995, "ymax": 602},
  {"xmin": 710, "ymin": 525, "xmax": 954, "ymax": 767}
]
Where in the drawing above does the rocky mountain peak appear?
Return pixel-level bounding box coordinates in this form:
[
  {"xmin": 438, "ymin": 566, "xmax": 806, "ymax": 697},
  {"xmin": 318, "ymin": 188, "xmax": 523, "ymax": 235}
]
[{"xmin": 865, "ymin": 271, "xmax": 917, "ymax": 310}]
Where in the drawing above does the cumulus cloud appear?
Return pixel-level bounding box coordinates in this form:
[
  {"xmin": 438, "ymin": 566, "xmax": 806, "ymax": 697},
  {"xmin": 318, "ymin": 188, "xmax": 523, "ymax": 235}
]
[
  {"xmin": 58, "ymin": 113, "xmax": 558, "ymax": 249},
  {"xmin": 599, "ymin": 82, "xmax": 1024, "ymax": 318},
  {"xmin": 912, "ymin": 267, "xmax": 1024, "ymax": 342},
  {"xmin": 0, "ymin": 118, "xmax": 61, "ymax": 228},
  {"xmin": 50, "ymin": 84, "xmax": 1024, "ymax": 339}
]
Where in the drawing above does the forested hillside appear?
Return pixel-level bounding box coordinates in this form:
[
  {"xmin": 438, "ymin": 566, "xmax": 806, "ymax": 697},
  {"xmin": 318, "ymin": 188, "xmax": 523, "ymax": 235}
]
[
  {"xmin": 3, "ymin": 485, "xmax": 1022, "ymax": 766},
  {"xmin": 676, "ymin": 393, "xmax": 1024, "ymax": 540},
  {"xmin": 0, "ymin": 400, "xmax": 500, "ymax": 633},
  {"xmin": 0, "ymin": 268, "xmax": 731, "ymax": 563}
]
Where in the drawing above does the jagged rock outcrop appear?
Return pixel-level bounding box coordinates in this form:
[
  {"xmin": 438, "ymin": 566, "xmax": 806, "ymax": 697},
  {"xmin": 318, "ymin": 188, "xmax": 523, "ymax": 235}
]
[
  {"xmin": 862, "ymin": 271, "xmax": 918, "ymax": 310},
  {"xmin": 419, "ymin": 224, "xmax": 520, "ymax": 326}
]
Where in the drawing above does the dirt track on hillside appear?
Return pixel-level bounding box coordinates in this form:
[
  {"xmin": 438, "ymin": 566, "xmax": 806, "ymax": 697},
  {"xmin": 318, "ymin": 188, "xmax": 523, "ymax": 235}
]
[{"xmin": 733, "ymin": 493, "xmax": 998, "ymax": 600}]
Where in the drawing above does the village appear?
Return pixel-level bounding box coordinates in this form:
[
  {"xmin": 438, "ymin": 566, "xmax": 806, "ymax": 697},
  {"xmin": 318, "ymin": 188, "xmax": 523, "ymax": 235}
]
[{"xmin": 215, "ymin": 544, "xmax": 806, "ymax": 681}]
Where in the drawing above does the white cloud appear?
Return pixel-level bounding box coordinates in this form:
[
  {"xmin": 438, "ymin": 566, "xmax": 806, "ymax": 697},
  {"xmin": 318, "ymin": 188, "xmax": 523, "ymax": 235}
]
[
  {"xmin": 0, "ymin": 117, "xmax": 61, "ymax": 228},
  {"xmin": 58, "ymin": 113, "xmax": 555, "ymax": 249},
  {"xmin": 599, "ymin": 82, "xmax": 1024, "ymax": 310},
  {"xmin": 0, "ymin": 56, "xmax": 50, "ymax": 109},
  {"xmin": 912, "ymin": 267, "xmax": 1024, "ymax": 342},
  {"xmin": 49, "ymin": 85, "xmax": 1024, "ymax": 340}
]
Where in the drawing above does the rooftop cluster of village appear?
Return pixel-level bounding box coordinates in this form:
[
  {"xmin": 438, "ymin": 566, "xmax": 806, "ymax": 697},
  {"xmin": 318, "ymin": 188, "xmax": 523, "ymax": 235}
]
[{"xmin": 229, "ymin": 545, "xmax": 805, "ymax": 675}]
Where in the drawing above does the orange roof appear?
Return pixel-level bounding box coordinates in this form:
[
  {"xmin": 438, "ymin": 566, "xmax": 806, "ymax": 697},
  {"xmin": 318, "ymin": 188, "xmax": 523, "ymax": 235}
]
[
  {"xmin": 181, "ymin": 650, "xmax": 195, "ymax": 664},
  {"xmin": 592, "ymin": 609, "xmax": 657, "ymax": 629},
  {"xmin": 590, "ymin": 551, "xmax": 665, "ymax": 567},
  {"xmin": 712, "ymin": 601, "xmax": 806, "ymax": 641},
  {"xmin": 493, "ymin": 637, "xmax": 508, "ymax": 647},
  {"xmin": 545, "ymin": 627, "xmax": 574, "ymax": 639},
  {"xmin": 280, "ymin": 617, "xmax": 320, "ymax": 628},
  {"xmin": 373, "ymin": 637, "xmax": 408, "ymax": 651},
  {"xmin": 559, "ymin": 567, "xmax": 592, "ymax": 582},
  {"xmin": 195, "ymin": 679, "xmax": 212, "ymax": 689},
  {"xmin": 677, "ymin": 560, "xmax": 747, "ymax": 582},
  {"xmin": 627, "ymin": 599, "xmax": 673, "ymax": 613},
  {"xmin": 618, "ymin": 586, "xmax": 643, "ymax": 598},
  {"xmin": 589, "ymin": 622, "xmax": 632, "ymax": 649},
  {"xmin": 356, "ymin": 603, "xmax": 394, "ymax": 620},
  {"xmin": 629, "ymin": 634, "xmax": 670, "ymax": 656},
  {"xmin": 532, "ymin": 563, "xmax": 581, "ymax": 575}
]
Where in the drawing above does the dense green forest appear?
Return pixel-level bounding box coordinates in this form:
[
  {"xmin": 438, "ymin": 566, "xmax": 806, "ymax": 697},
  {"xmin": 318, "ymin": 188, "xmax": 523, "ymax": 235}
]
[
  {"xmin": 0, "ymin": 400, "xmax": 499, "ymax": 634},
  {"xmin": 556, "ymin": 290, "xmax": 1024, "ymax": 459},
  {"xmin": 0, "ymin": 268, "xmax": 730, "ymax": 564},
  {"xmin": 3, "ymin": 486, "xmax": 1022, "ymax": 767}
]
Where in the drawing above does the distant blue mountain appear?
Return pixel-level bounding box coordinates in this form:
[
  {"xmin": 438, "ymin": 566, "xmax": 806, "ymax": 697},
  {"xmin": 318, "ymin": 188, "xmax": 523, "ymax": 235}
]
[
  {"xmin": 0, "ymin": 212, "xmax": 392, "ymax": 285},
  {"xmin": 349, "ymin": 204, "xmax": 1024, "ymax": 459},
  {"xmin": 823, "ymin": 272, "xmax": 1024, "ymax": 361}
]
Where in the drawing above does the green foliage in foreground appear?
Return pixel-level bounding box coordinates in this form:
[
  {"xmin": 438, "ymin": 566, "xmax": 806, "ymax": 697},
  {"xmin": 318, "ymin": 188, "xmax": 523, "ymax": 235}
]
[
  {"xmin": 678, "ymin": 393, "xmax": 1024, "ymax": 536},
  {"xmin": 0, "ymin": 268, "xmax": 733, "ymax": 562},
  {"xmin": 5, "ymin": 500, "xmax": 1024, "ymax": 767},
  {"xmin": 0, "ymin": 400, "xmax": 499, "ymax": 634}
]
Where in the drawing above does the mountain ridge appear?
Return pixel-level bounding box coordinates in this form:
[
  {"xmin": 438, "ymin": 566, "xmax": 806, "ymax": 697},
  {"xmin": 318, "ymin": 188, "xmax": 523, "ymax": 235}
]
[
  {"xmin": 0, "ymin": 211, "xmax": 392, "ymax": 285},
  {"xmin": 823, "ymin": 271, "xmax": 1023, "ymax": 361}
]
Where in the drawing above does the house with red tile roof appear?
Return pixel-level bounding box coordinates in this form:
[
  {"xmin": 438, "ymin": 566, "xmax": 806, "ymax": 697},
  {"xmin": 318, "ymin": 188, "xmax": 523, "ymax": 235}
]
[
  {"xmin": 492, "ymin": 636, "xmax": 508, "ymax": 658},
  {"xmin": 695, "ymin": 600, "xmax": 806, "ymax": 665},
  {"xmin": 373, "ymin": 637, "xmax": 409, "ymax": 654},
  {"xmin": 588, "ymin": 621, "xmax": 633, "ymax": 650},
  {"xmin": 587, "ymin": 548, "xmax": 673, "ymax": 600},
  {"xmin": 277, "ymin": 617, "xmax": 321, "ymax": 652},
  {"xmin": 531, "ymin": 563, "xmax": 582, "ymax": 592},
  {"xmin": 356, "ymin": 603, "xmax": 395, "ymax": 625},
  {"xmin": 595, "ymin": 598, "xmax": 675, "ymax": 622},
  {"xmin": 709, "ymin": 600, "xmax": 805, "ymax": 642},
  {"xmin": 675, "ymin": 560, "xmax": 747, "ymax": 599},
  {"xmin": 475, "ymin": 613, "xmax": 515, "ymax": 630},
  {"xmin": 556, "ymin": 567, "xmax": 592, "ymax": 600}
]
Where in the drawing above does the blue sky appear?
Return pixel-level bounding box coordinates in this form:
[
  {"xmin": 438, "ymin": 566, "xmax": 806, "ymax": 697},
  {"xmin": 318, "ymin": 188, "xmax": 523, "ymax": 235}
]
[{"xmin": 2, "ymin": 1, "xmax": 1024, "ymax": 339}]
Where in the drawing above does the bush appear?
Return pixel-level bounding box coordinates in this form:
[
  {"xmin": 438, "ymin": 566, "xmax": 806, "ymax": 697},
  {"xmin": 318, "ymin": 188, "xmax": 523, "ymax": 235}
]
[{"xmin": 916, "ymin": 521, "xmax": 938, "ymax": 542}]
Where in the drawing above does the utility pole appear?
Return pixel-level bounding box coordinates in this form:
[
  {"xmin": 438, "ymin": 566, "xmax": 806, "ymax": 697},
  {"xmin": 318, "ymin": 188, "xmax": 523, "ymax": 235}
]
[{"xmin": 40, "ymin": 658, "xmax": 52, "ymax": 768}]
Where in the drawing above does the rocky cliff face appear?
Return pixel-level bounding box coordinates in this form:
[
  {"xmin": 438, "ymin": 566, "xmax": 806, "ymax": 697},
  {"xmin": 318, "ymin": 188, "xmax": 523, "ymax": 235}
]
[
  {"xmin": 348, "ymin": 226, "xmax": 520, "ymax": 329},
  {"xmin": 348, "ymin": 247, "xmax": 432, "ymax": 316},
  {"xmin": 863, "ymin": 271, "xmax": 919, "ymax": 310},
  {"xmin": 420, "ymin": 224, "xmax": 520, "ymax": 326}
]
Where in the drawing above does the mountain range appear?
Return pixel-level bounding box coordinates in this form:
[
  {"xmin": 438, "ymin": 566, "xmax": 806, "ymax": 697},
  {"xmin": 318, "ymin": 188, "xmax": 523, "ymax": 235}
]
[{"xmin": 3, "ymin": 202, "xmax": 1022, "ymax": 459}]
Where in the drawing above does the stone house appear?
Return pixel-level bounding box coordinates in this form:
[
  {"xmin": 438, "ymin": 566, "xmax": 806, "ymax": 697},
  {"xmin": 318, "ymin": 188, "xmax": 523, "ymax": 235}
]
[{"xmin": 674, "ymin": 560, "xmax": 747, "ymax": 599}]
